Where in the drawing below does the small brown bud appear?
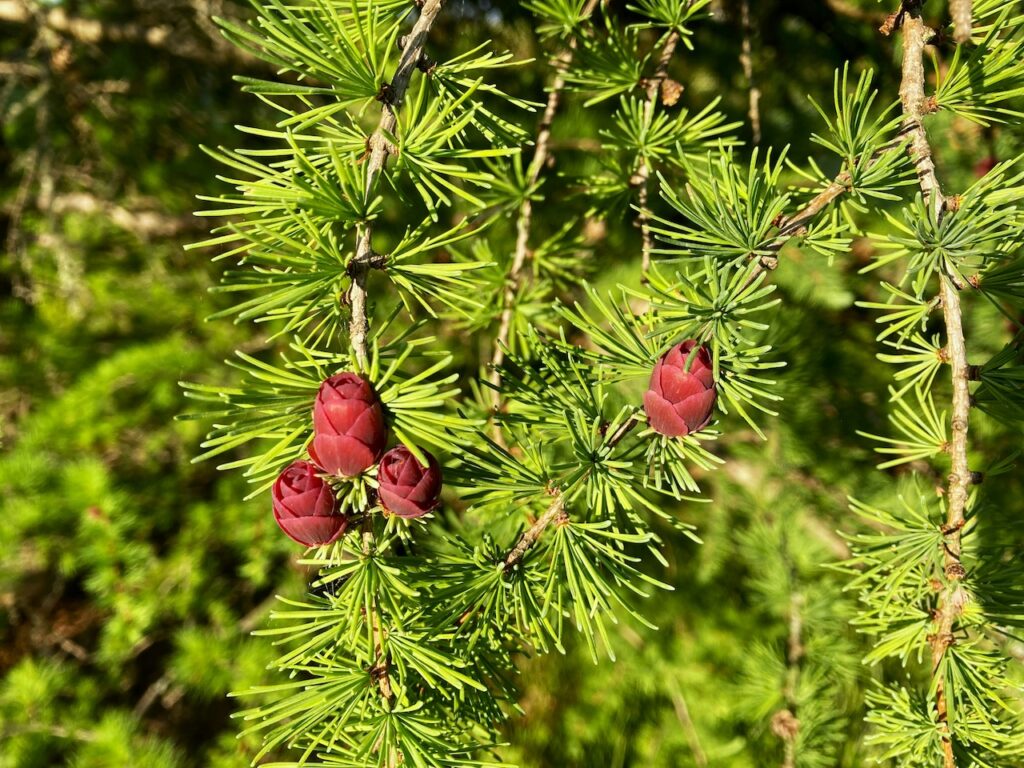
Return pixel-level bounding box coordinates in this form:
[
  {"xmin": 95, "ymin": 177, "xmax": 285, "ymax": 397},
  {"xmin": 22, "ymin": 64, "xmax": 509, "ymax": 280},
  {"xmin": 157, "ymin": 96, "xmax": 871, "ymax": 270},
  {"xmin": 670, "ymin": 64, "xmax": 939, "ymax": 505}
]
[
  {"xmin": 770, "ymin": 709, "xmax": 800, "ymax": 740},
  {"xmin": 660, "ymin": 78, "xmax": 684, "ymax": 106},
  {"xmin": 376, "ymin": 82, "xmax": 396, "ymax": 104},
  {"xmin": 879, "ymin": 11, "xmax": 901, "ymax": 36}
]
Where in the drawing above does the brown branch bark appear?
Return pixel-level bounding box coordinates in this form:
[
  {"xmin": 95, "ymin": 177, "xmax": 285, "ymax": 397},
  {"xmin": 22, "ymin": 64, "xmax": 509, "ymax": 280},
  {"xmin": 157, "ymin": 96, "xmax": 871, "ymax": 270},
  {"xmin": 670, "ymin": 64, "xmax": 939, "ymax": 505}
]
[
  {"xmin": 741, "ymin": 174, "xmax": 851, "ymax": 289},
  {"xmin": 898, "ymin": 4, "xmax": 943, "ymax": 216},
  {"xmin": 895, "ymin": 5, "xmax": 969, "ymax": 767},
  {"xmin": 348, "ymin": 0, "xmax": 445, "ymax": 366},
  {"xmin": 503, "ymin": 493, "xmax": 566, "ymax": 573},
  {"xmin": 502, "ymin": 412, "xmax": 640, "ymax": 571},
  {"xmin": 361, "ymin": 521, "xmax": 396, "ymax": 761},
  {"xmin": 0, "ymin": 0, "xmax": 251, "ymax": 64},
  {"xmin": 350, "ymin": 9, "xmax": 446, "ymax": 757},
  {"xmin": 950, "ymin": 0, "xmax": 972, "ymax": 44},
  {"xmin": 490, "ymin": 0, "xmax": 599, "ymax": 392},
  {"xmin": 739, "ymin": 0, "xmax": 762, "ymax": 145},
  {"xmin": 637, "ymin": 30, "xmax": 681, "ymax": 281}
]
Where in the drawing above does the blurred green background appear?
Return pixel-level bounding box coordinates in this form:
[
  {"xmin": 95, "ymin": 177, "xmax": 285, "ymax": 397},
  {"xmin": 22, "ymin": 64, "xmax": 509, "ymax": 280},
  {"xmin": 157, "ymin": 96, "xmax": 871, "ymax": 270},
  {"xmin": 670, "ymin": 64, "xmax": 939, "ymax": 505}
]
[{"xmin": 1, "ymin": 1, "xmax": 1021, "ymax": 766}]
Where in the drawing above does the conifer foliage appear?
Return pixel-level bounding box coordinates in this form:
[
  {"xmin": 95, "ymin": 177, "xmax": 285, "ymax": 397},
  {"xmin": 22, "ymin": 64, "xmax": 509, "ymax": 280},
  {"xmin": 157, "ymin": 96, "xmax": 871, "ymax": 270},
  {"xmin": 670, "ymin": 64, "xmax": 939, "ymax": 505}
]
[{"xmin": 185, "ymin": 0, "xmax": 1024, "ymax": 766}]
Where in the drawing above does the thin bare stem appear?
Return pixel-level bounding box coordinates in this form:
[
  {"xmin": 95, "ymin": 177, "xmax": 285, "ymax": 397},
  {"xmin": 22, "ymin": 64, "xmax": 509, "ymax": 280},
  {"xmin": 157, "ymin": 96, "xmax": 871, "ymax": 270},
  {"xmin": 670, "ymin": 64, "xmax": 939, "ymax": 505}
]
[
  {"xmin": 361, "ymin": 519, "xmax": 395, "ymax": 766},
  {"xmin": 347, "ymin": 7, "xmax": 446, "ymax": 752},
  {"xmin": 503, "ymin": 494, "xmax": 566, "ymax": 572},
  {"xmin": 740, "ymin": 173, "xmax": 851, "ymax": 290},
  {"xmin": 490, "ymin": 1, "xmax": 599, "ymax": 391},
  {"xmin": 502, "ymin": 411, "xmax": 640, "ymax": 571},
  {"xmin": 739, "ymin": 0, "xmax": 762, "ymax": 145},
  {"xmin": 898, "ymin": 3, "xmax": 943, "ymax": 216},
  {"xmin": 950, "ymin": 0, "xmax": 972, "ymax": 44},
  {"xmin": 637, "ymin": 29, "xmax": 681, "ymax": 281},
  {"xmin": 895, "ymin": 5, "xmax": 970, "ymax": 767},
  {"xmin": 668, "ymin": 678, "xmax": 708, "ymax": 767},
  {"xmin": 349, "ymin": 0, "xmax": 445, "ymax": 366}
]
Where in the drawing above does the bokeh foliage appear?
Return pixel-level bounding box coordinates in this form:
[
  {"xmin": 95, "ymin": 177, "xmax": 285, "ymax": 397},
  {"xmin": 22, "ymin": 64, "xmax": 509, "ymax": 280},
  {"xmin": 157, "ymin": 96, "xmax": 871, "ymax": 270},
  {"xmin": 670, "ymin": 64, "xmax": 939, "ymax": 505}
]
[{"xmin": 1, "ymin": 1, "xmax": 1022, "ymax": 767}]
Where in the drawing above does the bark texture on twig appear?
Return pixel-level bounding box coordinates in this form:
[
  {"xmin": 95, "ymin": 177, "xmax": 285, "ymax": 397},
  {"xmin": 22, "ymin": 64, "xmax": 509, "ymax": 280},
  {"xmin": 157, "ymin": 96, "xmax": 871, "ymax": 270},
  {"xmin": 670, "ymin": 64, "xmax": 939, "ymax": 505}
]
[
  {"xmin": 490, "ymin": 0, "xmax": 599, "ymax": 390},
  {"xmin": 348, "ymin": 0, "xmax": 445, "ymax": 366},
  {"xmin": 898, "ymin": 3, "xmax": 943, "ymax": 216},
  {"xmin": 349, "ymin": 9, "xmax": 446, "ymax": 756},
  {"xmin": 0, "ymin": 0, "xmax": 250, "ymax": 63},
  {"xmin": 636, "ymin": 30, "xmax": 681, "ymax": 280},
  {"xmin": 502, "ymin": 412, "xmax": 640, "ymax": 571},
  {"xmin": 950, "ymin": 0, "xmax": 972, "ymax": 44},
  {"xmin": 503, "ymin": 494, "xmax": 566, "ymax": 572},
  {"xmin": 741, "ymin": 173, "xmax": 851, "ymax": 289},
  {"xmin": 739, "ymin": 0, "xmax": 762, "ymax": 145},
  {"xmin": 895, "ymin": 5, "xmax": 970, "ymax": 767}
]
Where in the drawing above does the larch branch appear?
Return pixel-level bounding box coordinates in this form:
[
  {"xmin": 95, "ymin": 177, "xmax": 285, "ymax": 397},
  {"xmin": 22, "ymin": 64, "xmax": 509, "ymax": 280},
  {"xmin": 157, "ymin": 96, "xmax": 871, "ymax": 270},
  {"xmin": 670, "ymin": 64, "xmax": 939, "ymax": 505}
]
[
  {"xmin": 637, "ymin": 29, "xmax": 681, "ymax": 280},
  {"xmin": 490, "ymin": 0, "xmax": 599, "ymax": 391},
  {"xmin": 348, "ymin": 0, "xmax": 445, "ymax": 366},
  {"xmin": 895, "ymin": 5, "xmax": 970, "ymax": 767},
  {"xmin": 503, "ymin": 493, "xmax": 566, "ymax": 573},
  {"xmin": 741, "ymin": 173, "xmax": 850, "ymax": 289},
  {"xmin": 502, "ymin": 411, "xmax": 640, "ymax": 572}
]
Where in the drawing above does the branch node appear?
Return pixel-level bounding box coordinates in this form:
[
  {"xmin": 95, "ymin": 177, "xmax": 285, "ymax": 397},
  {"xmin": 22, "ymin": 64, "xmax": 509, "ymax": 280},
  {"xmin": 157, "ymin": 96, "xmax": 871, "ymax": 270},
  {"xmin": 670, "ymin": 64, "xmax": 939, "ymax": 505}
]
[
  {"xmin": 940, "ymin": 518, "xmax": 967, "ymax": 536},
  {"xmin": 944, "ymin": 562, "xmax": 967, "ymax": 581},
  {"xmin": 376, "ymin": 82, "xmax": 396, "ymax": 105},
  {"xmin": 769, "ymin": 709, "xmax": 800, "ymax": 740}
]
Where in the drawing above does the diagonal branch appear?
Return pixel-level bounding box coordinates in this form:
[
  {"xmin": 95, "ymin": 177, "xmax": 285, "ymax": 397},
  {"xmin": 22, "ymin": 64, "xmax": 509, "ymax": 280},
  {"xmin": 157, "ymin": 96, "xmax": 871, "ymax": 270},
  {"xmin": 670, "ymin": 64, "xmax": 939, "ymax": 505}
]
[
  {"xmin": 502, "ymin": 411, "xmax": 640, "ymax": 571},
  {"xmin": 503, "ymin": 493, "xmax": 566, "ymax": 573},
  {"xmin": 490, "ymin": 1, "xmax": 599, "ymax": 392},
  {"xmin": 740, "ymin": 173, "xmax": 851, "ymax": 290},
  {"xmin": 0, "ymin": 0, "xmax": 254, "ymax": 64},
  {"xmin": 348, "ymin": 0, "xmax": 445, "ymax": 366}
]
